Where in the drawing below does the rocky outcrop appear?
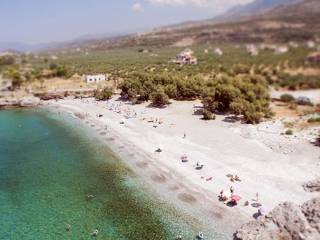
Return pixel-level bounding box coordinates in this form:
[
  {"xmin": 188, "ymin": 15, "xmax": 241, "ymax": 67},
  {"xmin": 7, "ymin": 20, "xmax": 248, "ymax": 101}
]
[
  {"xmin": 20, "ymin": 96, "xmax": 41, "ymax": 107},
  {"xmin": 234, "ymin": 197, "xmax": 320, "ymax": 240},
  {"xmin": 303, "ymin": 179, "xmax": 320, "ymax": 192},
  {"xmin": 36, "ymin": 93, "xmax": 64, "ymax": 101},
  {"xmin": 0, "ymin": 98, "xmax": 19, "ymax": 107},
  {"xmin": 0, "ymin": 96, "xmax": 41, "ymax": 108},
  {"xmin": 302, "ymin": 198, "xmax": 320, "ymax": 234}
]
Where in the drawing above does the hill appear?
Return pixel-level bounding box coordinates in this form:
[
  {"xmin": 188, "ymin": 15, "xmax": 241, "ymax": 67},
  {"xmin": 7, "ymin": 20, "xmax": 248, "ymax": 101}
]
[
  {"xmin": 141, "ymin": 0, "xmax": 319, "ymax": 45},
  {"xmin": 221, "ymin": 0, "xmax": 301, "ymax": 20},
  {"xmin": 53, "ymin": 0, "xmax": 320, "ymax": 52}
]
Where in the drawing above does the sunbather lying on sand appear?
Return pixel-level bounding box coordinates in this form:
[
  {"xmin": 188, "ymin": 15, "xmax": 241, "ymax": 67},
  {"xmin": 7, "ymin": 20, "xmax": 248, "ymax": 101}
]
[
  {"xmin": 218, "ymin": 190, "xmax": 228, "ymax": 202},
  {"xmin": 230, "ymin": 174, "xmax": 241, "ymax": 182}
]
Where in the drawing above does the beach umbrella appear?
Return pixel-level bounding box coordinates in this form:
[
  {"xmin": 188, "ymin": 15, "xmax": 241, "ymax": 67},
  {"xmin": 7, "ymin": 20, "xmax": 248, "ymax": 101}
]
[{"xmin": 231, "ymin": 195, "xmax": 241, "ymax": 202}]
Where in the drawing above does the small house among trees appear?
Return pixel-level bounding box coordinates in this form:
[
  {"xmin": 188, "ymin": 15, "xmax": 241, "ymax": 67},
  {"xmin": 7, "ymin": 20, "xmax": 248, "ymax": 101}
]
[
  {"xmin": 214, "ymin": 48, "xmax": 223, "ymax": 56},
  {"xmin": 275, "ymin": 46, "xmax": 288, "ymax": 54},
  {"xmin": 246, "ymin": 44, "xmax": 259, "ymax": 56},
  {"xmin": 172, "ymin": 48, "xmax": 198, "ymax": 65},
  {"xmin": 307, "ymin": 52, "xmax": 320, "ymax": 63},
  {"xmin": 85, "ymin": 74, "xmax": 107, "ymax": 84}
]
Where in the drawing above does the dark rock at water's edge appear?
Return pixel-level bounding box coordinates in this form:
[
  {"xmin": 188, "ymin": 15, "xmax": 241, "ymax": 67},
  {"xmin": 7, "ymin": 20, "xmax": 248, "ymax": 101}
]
[
  {"xmin": 35, "ymin": 92, "xmax": 65, "ymax": 101},
  {"xmin": 234, "ymin": 197, "xmax": 320, "ymax": 240},
  {"xmin": 34, "ymin": 91, "xmax": 94, "ymax": 100},
  {"xmin": 303, "ymin": 179, "xmax": 320, "ymax": 193}
]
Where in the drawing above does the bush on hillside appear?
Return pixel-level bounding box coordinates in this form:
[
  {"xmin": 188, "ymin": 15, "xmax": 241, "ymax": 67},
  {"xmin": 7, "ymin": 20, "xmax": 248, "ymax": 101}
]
[
  {"xmin": 279, "ymin": 74, "xmax": 320, "ymax": 90},
  {"xmin": 280, "ymin": 94, "xmax": 295, "ymax": 102},
  {"xmin": 202, "ymin": 109, "xmax": 216, "ymax": 120},
  {"xmin": 151, "ymin": 86, "xmax": 170, "ymax": 107},
  {"xmin": 285, "ymin": 129, "xmax": 293, "ymax": 135},
  {"xmin": 0, "ymin": 56, "xmax": 15, "ymax": 66},
  {"xmin": 3, "ymin": 68, "xmax": 22, "ymax": 89},
  {"xmin": 307, "ymin": 117, "xmax": 320, "ymax": 123},
  {"xmin": 94, "ymin": 87, "xmax": 113, "ymax": 101}
]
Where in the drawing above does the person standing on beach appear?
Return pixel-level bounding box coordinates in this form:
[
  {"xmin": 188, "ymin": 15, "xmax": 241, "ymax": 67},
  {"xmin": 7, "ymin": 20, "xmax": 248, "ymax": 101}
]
[{"xmin": 219, "ymin": 190, "xmax": 224, "ymax": 198}]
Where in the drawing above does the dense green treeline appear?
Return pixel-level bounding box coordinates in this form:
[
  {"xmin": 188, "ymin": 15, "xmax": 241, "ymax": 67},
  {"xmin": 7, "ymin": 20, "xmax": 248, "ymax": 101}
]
[{"xmin": 119, "ymin": 69, "xmax": 272, "ymax": 123}]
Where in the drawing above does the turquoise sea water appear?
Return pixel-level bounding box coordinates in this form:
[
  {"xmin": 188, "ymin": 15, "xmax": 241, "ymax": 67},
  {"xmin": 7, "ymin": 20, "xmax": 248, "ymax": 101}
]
[{"xmin": 0, "ymin": 109, "xmax": 198, "ymax": 240}]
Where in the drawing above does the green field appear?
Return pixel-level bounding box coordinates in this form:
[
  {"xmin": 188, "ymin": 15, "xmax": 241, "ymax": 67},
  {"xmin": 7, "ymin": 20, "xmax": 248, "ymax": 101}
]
[{"xmin": 26, "ymin": 44, "xmax": 318, "ymax": 76}]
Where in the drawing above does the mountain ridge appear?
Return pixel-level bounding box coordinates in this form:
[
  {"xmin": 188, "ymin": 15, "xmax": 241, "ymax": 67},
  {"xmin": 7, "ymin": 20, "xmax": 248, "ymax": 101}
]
[
  {"xmin": 152, "ymin": 0, "xmax": 301, "ymax": 33},
  {"xmin": 61, "ymin": 0, "xmax": 318, "ymax": 52},
  {"xmin": 4, "ymin": 0, "xmax": 318, "ymax": 53}
]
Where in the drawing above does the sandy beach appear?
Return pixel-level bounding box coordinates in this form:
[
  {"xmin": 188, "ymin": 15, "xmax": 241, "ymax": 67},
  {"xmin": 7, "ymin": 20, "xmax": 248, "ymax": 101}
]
[{"xmin": 45, "ymin": 96, "xmax": 320, "ymax": 233}]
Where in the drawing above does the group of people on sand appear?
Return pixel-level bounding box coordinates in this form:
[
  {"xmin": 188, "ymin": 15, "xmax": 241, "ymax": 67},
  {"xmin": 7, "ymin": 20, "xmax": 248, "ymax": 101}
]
[
  {"xmin": 81, "ymin": 98, "xmax": 167, "ymax": 129},
  {"xmin": 229, "ymin": 174, "xmax": 241, "ymax": 182},
  {"xmin": 218, "ymin": 185, "xmax": 263, "ymax": 217},
  {"xmin": 218, "ymin": 186, "xmax": 235, "ymax": 203},
  {"xmin": 104, "ymin": 101, "xmax": 162, "ymax": 122}
]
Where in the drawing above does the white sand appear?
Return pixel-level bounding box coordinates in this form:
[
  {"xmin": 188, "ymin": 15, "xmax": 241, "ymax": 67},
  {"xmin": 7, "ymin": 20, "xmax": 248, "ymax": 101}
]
[{"xmin": 45, "ymin": 97, "xmax": 320, "ymax": 231}]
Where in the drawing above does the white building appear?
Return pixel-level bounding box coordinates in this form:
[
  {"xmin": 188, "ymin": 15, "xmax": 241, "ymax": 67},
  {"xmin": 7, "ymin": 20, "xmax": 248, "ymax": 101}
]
[
  {"xmin": 289, "ymin": 41, "xmax": 299, "ymax": 48},
  {"xmin": 85, "ymin": 74, "xmax": 107, "ymax": 84},
  {"xmin": 214, "ymin": 48, "xmax": 223, "ymax": 56},
  {"xmin": 172, "ymin": 48, "xmax": 198, "ymax": 65},
  {"xmin": 275, "ymin": 46, "xmax": 288, "ymax": 54},
  {"xmin": 307, "ymin": 41, "xmax": 315, "ymax": 48},
  {"xmin": 246, "ymin": 44, "xmax": 259, "ymax": 56}
]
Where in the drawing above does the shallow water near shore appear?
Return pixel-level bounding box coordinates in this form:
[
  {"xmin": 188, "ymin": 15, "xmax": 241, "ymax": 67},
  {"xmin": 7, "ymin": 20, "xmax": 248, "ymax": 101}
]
[{"xmin": 0, "ymin": 109, "xmax": 212, "ymax": 239}]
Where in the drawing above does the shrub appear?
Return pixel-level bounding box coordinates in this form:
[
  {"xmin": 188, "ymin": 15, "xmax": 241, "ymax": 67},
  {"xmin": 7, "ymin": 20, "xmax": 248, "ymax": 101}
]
[
  {"xmin": 288, "ymin": 102, "xmax": 297, "ymax": 110},
  {"xmin": 280, "ymin": 94, "xmax": 295, "ymax": 102},
  {"xmin": 202, "ymin": 109, "xmax": 216, "ymax": 120},
  {"xmin": 233, "ymin": 64, "xmax": 250, "ymax": 74},
  {"xmin": 0, "ymin": 56, "xmax": 15, "ymax": 66},
  {"xmin": 49, "ymin": 62, "xmax": 58, "ymax": 70},
  {"xmin": 164, "ymin": 84, "xmax": 177, "ymax": 98},
  {"xmin": 94, "ymin": 87, "xmax": 113, "ymax": 101},
  {"xmin": 3, "ymin": 68, "xmax": 22, "ymax": 89},
  {"xmin": 55, "ymin": 65, "xmax": 68, "ymax": 77},
  {"xmin": 285, "ymin": 129, "xmax": 293, "ymax": 135},
  {"xmin": 151, "ymin": 87, "xmax": 170, "ymax": 107},
  {"xmin": 279, "ymin": 74, "xmax": 320, "ymax": 90},
  {"xmin": 307, "ymin": 117, "xmax": 320, "ymax": 123}
]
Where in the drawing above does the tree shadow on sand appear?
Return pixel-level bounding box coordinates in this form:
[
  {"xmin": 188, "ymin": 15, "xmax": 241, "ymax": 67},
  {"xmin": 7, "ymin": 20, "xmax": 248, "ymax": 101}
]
[{"xmin": 223, "ymin": 115, "xmax": 241, "ymax": 123}]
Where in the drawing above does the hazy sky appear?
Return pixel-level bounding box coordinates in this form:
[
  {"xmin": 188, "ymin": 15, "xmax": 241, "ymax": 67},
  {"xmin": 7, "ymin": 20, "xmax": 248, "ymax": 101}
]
[{"xmin": 0, "ymin": 0, "xmax": 254, "ymax": 44}]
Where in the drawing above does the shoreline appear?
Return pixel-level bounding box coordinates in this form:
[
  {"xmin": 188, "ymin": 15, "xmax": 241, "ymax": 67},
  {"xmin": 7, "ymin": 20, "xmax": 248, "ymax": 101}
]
[
  {"xmin": 44, "ymin": 96, "xmax": 320, "ymax": 236},
  {"xmin": 0, "ymin": 109, "xmax": 201, "ymax": 239},
  {"xmin": 45, "ymin": 103, "xmax": 239, "ymax": 237}
]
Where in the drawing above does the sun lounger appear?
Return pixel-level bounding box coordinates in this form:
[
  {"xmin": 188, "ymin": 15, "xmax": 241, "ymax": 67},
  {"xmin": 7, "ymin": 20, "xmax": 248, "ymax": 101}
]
[{"xmin": 195, "ymin": 165, "xmax": 204, "ymax": 170}]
